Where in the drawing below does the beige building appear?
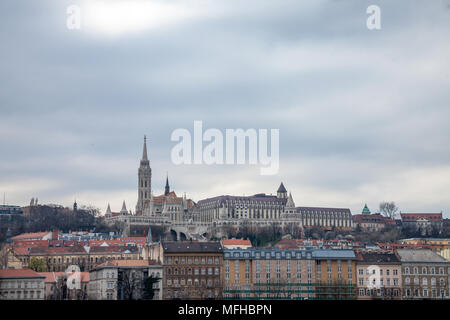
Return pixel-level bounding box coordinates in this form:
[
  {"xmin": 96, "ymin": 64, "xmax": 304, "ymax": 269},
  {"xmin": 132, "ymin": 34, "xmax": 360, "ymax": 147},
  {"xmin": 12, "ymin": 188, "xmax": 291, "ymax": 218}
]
[
  {"xmin": 223, "ymin": 248, "xmax": 357, "ymax": 300},
  {"xmin": 89, "ymin": 259, "xmax": 162, "ymax": 300},
  {"xmin": 12, "ymin": 245, "xmax": 140, "ymax": 272},
  {"xmin": 397, "ymin": 249, "xmax": 450, "ymax": 299},
  {"xmin": 355, "ymin": 252, "xmax": 402, "ymax": 300},
  {"xmin": 0, "ymin": 268, "xmax": 45, "ymax": 300}
]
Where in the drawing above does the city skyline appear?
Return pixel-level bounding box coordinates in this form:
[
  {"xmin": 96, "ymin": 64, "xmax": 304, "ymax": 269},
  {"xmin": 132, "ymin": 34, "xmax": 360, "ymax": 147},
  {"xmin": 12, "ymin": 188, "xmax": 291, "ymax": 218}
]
[{"xmin": 1, "ymin": 1, "xmax": 450, "ymax": 217}]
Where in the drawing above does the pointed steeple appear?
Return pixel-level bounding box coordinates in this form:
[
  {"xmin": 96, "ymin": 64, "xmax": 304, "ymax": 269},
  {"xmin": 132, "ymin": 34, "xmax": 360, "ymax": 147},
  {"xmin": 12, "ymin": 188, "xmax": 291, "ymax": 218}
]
[
  {"xmin": 165, "ymin": 173, "xmax": 170, "ymax": 196},
  {"xmin": 120, "ymin": 201, "xmax": 128, "ymax": 215},
  {"xmin": 286, "ymin": 192, "xmax": 295, "ymax": 208},
  {"xmin": 142, "ymin": 135, "xmax": 148, "ymax": 162},
  {"xmin": 105, "ymin": 203, "xmax": 112, "ymax": 216}
]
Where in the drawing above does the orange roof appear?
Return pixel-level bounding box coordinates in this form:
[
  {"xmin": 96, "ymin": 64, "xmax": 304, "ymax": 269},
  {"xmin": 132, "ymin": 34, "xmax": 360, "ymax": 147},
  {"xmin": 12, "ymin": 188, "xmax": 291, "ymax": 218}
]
[
  {"xmin": 95, "ymin": 259, "xmax": 152, "ymax": 268},
  {"xmin": 11, "ymin": 232, "xmax": 50, "ymax": 241},
  {"xmin": 0, "ymin": 268, "xmax": 44, "ymax": 279},
  {"xmin": 222, "ymin": 239, "xmax": 252, "ymax": 246},
  {"xmin": 12, "ymin": 247, "xmax": 30, "ymax": 256}
]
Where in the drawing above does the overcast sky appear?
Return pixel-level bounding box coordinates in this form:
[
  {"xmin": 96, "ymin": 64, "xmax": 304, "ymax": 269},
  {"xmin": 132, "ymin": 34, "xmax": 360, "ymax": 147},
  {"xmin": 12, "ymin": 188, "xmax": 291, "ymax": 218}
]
[{"xmin": 1, "ymin": 0, "xmax": 450, "ymax": 217}]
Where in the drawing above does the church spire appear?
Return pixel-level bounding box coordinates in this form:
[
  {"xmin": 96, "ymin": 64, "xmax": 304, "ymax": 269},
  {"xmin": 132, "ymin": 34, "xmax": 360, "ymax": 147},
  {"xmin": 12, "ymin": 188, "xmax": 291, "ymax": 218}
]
[
  {"xmin": 136, "ymin": 136, "xmax": 152, "ymax": 214},
  {"xmin": 165, "ymin": 173, "xmax": 170, "ymax": 196},
  {"xmin": 142, "ymin": 135, "xmax": 148, "ymax": 162}
]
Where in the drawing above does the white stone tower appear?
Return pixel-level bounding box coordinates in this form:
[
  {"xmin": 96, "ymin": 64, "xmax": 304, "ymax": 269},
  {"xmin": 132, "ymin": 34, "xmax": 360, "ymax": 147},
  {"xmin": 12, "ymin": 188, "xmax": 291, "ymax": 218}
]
[{"xmin": 136, "ymin": 135, "xmax": 152, "ymax": 214}]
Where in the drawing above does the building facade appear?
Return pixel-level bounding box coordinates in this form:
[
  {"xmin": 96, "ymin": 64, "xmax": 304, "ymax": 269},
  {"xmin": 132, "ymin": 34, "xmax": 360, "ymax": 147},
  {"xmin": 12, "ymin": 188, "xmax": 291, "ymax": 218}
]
[
  {"xmin": 162, "ymin": 241, "xmax": 223, "ymax": 300},
  {"xmin": 400, "ymin": 213, "xmax": 443, "ymax": 236},
  {"xmin": 0, "ymin": 268, "xmax": 45, "ymax": 300},
  {"xmin": 397, "ymin": 249, "xmax": 450, "ymax": 299},
  {"xmin": 355, "ymin": 252, "xmax": 402, "ymax": 300},
  {"xmin": 223, "ymin": 248, "xmax": 356, "ymax": 300},
  {"xmin": 89, "ymin": 259, "xmax": 162, "ymax": 300}
]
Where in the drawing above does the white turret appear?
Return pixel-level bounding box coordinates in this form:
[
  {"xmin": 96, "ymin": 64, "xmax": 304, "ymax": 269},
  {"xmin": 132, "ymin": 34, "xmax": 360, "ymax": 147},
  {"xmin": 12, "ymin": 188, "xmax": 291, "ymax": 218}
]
[
  {"xmin": 105, "ymin": 203, "xmax": 112, "ymax": 217},
  {"xmin": 120, "ymin": 201, "xmax": 128, "ymax": 215},
  {"xmin": 286, "ymin": 192, "xmax": 295, "ymax": 208}
]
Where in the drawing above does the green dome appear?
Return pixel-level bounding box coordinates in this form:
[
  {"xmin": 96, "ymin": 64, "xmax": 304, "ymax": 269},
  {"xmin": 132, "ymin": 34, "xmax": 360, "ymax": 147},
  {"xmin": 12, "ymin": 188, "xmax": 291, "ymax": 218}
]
[{"xmin": 362, "ymin": 204, "xmax": 371, "ymax": 214}]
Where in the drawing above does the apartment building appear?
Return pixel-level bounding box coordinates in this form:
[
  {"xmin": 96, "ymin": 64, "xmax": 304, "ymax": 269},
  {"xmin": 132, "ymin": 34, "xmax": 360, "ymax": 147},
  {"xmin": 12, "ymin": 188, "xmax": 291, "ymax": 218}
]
[
  {"xmin": 89, "ymin": 259, "xmax": 162, "ymax": 300},
  {"xmin": 162, "ymin": 241, "xmax": 223, "ymax": 300},
  {"xmin": 397, "ymin": 249, "xmax": 450, "ymax": 299},
  {"xmin": 355, "ymin": 252, "xmax": 402, "ymax": 300},
  {"xmin": 0, "ymin": 268, "xmax": 45, "ymax": 300},
  {"xmin": 223, "ymin": 248, "xmax": 356, "ymax": 300}
]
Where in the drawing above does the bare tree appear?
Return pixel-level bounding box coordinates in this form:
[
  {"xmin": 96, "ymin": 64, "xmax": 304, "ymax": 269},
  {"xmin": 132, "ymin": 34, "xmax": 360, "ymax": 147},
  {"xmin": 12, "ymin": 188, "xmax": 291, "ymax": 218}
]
[
  {"xmin": 118, "ymin": 269, "xmax": 144, "ymax": 300},
  {"xmin": 53, "ymin": 275, "xmax": 68, "ymax": 300},
  {"xmin": 379, "ymin": 201, "xmax": 399, "ymax": 219},
  {"xmin": 0, "ymin": 244, "xmax": 9, "ymax": 268}
]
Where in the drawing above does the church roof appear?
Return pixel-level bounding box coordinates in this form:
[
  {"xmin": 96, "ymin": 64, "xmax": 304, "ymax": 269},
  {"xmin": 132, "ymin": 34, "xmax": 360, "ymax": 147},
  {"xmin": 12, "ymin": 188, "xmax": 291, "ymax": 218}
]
[{"xmin": 277, "ymin": 182, "xmax": 287, "ymax": 193}]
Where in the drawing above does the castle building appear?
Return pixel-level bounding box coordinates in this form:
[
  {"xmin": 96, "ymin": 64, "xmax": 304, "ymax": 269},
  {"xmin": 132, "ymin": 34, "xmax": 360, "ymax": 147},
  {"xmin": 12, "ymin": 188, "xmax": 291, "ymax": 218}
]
[{"xmin": 105, "ymin": 137, "xmax": 354, "ymax": 238}]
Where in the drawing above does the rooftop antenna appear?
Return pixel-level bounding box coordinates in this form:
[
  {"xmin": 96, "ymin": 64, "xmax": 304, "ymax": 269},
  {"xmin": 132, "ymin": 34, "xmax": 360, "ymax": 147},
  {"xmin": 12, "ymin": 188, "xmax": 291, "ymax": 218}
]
[{"xmin": 3, "ymin": 192, "xmax": 5, "ymax": 205}]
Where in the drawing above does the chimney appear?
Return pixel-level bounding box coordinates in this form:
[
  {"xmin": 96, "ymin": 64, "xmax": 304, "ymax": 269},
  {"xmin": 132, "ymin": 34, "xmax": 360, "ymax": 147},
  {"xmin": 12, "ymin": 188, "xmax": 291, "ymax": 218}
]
[{"xmin": 52, "ymin": 229, "xmax": 59, "ymax": 240}]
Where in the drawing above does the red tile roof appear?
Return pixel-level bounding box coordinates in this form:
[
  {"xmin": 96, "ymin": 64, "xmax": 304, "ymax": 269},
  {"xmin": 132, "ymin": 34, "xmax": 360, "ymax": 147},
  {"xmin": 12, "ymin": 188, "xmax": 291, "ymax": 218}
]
[
  {"xmin": 95, "ymin": 259, "xmax": 152, "ymax": 268},
  {"xmin": 11, "ymin": 232, "xmax": 50, "ymax": 241},
  {"xmin": 29, "ymin": 245, "xmax": 87, "ymax": 255},
  {"xmin": 401, "ymin": 213, "xmax": 443, "ymax": 221},
  {"xmin": 222, "ymin": 239, "xmax": 252, "ymax": 246},
  {"xmin": 0, "ymin": 268, "xmax": 45, "ymax": 279}
]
